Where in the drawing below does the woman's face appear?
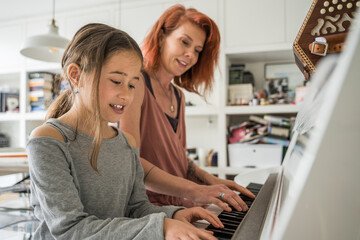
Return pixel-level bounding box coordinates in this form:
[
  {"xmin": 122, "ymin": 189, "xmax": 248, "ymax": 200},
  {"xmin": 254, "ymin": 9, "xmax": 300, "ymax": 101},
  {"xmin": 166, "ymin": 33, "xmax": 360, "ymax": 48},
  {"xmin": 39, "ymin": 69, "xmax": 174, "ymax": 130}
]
[
  {"xmin": 80, "ymin": 50, "xmax": 142, "ymax": 123},
  {"xmin": 160, "ymin": 20, "xmax": 206, "ymax": 77}
]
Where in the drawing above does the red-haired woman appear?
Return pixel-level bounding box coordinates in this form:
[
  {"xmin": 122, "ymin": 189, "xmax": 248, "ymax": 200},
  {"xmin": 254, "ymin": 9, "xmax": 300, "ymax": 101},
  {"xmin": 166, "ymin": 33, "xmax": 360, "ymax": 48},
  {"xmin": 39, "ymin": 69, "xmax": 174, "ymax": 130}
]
[{"xmin": 120, "ymin": 4, "xmax": 255, "ymax": 212}]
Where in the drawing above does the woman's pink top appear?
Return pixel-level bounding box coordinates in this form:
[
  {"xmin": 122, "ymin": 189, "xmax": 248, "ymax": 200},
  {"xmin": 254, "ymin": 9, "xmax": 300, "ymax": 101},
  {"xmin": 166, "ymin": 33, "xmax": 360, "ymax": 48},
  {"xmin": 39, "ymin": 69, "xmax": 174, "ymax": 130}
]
[{"xmin": 140, "ymin": 74, "xmax": 189, "ymax": 206}]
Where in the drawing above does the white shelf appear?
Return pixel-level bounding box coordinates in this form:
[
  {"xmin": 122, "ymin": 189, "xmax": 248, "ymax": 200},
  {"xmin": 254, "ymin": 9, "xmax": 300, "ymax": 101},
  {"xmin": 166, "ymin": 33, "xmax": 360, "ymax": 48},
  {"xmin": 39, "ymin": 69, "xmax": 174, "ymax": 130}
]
[
  {"xmin": 225, "ymin": 104, "xmax": 299, "ymax": 115},
  {"xmin": 225, "ymin": 43, "xmax": 295, "ymax": 63},
  {"xmin": 185, "ymin": 106, "xmax": 219, "ymax": 116},
  {"xmin": 0, "ymin": 113, "xmax": 22, "ymax": 121},
  {"xmin": 24, "ymin": 112, "xmax": 46, "ymax": 121}
]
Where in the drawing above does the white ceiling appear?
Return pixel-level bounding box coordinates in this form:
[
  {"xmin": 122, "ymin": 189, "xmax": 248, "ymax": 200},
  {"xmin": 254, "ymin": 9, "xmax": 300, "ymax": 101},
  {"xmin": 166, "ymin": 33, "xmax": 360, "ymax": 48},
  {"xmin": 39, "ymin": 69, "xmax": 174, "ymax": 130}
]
[{"xmin": 0, "ymin": 0, "xmax": 130, "ymax": 22}]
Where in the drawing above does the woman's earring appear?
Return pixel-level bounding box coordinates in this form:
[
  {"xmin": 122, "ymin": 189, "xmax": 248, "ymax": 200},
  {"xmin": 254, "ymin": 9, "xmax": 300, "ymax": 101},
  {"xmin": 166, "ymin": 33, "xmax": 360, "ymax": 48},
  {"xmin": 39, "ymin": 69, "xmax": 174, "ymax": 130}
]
[{"xmin": 75, "ymin": 89, "xmax": 79, "ymax": 94}]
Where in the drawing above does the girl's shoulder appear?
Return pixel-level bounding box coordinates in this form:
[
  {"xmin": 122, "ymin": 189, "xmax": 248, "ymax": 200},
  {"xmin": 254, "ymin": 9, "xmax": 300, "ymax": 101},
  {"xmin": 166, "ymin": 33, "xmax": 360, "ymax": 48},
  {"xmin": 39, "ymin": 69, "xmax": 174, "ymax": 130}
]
[
  {"xmin": 29, "ymin": 119, "xmax": 71, "ymax": 143},
  {"xmin": 30, "ymin": 124, "xmax": 66, "ymax": 142},
  {"xmin": 121, "ymin": 130, "xmax": 137, "ymax": 148}
]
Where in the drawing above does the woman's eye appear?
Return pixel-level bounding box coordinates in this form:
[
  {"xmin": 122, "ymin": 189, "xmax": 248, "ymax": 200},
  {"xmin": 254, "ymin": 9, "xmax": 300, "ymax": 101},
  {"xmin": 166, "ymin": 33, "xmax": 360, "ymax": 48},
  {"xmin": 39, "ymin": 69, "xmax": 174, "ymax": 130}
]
[
  {"xmin": 129, "ymin": 84, "xmax": 135, "ymax": 89},
  {"xmin": 182, "ymin": 40, "xmax": 189, "ymax": 45},
  {"xmin": 111, "ymin": 80, "xmax": 121, "ymax": 85}
]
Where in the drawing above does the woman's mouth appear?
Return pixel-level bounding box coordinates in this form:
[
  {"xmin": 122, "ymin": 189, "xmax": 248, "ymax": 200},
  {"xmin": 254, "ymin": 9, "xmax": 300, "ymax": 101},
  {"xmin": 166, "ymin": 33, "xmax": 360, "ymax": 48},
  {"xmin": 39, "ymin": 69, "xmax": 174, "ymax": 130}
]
[{"xmin": 177, "ymin": 59, "xmax": 188, "ymax": 68}]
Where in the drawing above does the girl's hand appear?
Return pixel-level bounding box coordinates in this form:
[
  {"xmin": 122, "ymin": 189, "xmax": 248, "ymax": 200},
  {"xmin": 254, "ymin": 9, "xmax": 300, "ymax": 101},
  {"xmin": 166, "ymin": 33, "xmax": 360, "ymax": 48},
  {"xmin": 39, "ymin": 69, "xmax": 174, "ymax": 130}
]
[
  {"xmin": 173, "ymin": 207, "xmax": 223, "ymax": 228},
  {"xmin": 163, "ymin": 218, "xmax": 217, "ymax": 240}
]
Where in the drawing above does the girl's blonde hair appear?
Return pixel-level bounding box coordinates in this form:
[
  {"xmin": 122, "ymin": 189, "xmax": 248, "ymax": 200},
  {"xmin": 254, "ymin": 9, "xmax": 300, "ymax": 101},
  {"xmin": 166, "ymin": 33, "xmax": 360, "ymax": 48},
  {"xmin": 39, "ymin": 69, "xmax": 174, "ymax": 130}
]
[{"xmin": 46, "ymin": 23, "xmax": 143, "ymax": 172}]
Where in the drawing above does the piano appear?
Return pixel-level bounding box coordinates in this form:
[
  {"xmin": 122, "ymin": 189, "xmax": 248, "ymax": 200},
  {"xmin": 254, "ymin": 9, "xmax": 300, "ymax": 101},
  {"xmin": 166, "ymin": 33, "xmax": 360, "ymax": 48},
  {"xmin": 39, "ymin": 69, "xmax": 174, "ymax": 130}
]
[{"xmin": 198, "ymin": 6, "xmax": 360, "ymax": 240}]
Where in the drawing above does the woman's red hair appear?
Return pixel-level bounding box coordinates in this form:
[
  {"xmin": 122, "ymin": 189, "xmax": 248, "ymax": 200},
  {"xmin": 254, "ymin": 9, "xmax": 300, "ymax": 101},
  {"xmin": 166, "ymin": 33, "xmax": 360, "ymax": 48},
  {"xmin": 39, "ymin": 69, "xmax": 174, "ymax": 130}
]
[{"xmin": 141, "ymin": 4, "xmax": 220, "ymax": 96}]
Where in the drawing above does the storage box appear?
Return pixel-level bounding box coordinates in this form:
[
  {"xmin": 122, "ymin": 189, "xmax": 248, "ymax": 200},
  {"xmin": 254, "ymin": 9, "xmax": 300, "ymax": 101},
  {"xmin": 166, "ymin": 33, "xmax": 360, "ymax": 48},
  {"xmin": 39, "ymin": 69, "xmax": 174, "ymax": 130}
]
[{"xmin": 228, "ymin": 143, "xmax": 282, "ymax": 167}]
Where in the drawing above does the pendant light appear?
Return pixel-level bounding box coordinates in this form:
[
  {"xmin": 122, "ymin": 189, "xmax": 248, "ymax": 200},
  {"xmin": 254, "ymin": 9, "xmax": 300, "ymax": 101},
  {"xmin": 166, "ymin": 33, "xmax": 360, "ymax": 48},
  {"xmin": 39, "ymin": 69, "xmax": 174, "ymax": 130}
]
[{"xmin": 20, "ymin": 0, "xmax": 69, "ymax": 63}]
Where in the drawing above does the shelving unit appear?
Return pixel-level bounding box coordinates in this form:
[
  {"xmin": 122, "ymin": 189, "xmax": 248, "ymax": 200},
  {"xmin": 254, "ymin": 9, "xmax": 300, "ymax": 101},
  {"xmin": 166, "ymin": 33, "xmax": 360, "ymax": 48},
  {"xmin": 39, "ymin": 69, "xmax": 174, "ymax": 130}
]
[
  {"xmin": 0, "ymin": 66, "xmax": 60, "ymax": 149},
  {"xmin": 184, "ymin": 0, "xmax": 312, "ymax": 179}
]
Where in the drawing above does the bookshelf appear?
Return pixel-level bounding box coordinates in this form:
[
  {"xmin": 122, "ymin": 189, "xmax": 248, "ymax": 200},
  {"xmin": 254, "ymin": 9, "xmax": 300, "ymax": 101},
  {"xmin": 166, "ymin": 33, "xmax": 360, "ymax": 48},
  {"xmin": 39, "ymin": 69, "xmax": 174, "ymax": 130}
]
[
  {"xmin": 184, "ymin": 0, "xmax": 312, "ymax": 179},
  {"xmin": 0, "ymin": 66, "xmax": 60, "ymax": 149}
]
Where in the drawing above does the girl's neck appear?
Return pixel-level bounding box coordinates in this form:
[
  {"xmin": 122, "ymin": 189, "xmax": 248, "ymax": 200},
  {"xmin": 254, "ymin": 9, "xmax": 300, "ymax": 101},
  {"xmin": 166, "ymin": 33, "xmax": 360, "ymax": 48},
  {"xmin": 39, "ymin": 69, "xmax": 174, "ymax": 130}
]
[{"xmin": 59, "ymin": 107, "xmax": 116, "ymax": 139}]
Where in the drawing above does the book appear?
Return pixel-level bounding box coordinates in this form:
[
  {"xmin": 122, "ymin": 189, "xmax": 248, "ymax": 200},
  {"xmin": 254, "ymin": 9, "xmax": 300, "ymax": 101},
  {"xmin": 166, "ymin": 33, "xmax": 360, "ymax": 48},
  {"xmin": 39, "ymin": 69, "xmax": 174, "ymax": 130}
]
[
  {"xmin": 249, "ymin": 115, "xmax": 268, "ymax": 125},
  {"xmin": 28, "ymin": 72, "xmax": 54, "ymax": 80},
  {"xmin": 228, "ymin": 121, "xmax": 263, "ymax": 144},
  {"xmin": 268, "ymin": 125, "xmax": 290, "ymax": 138},
  {"xmin": 264, "ymin": 114, "xmax": 291, "ymax": 128},
  {"xmin": 31, "ymin": 105, "xmax": 46, "ymax": 111},
  {"xmin": 228, "ymin": 126, "xmax": 247, "ymax": 144},
  {"xmin": 29, "ymin": 90, "xmax": 52, "ymax": 98},
  {"xmin": 29, "ymin": 80, "xmax": 53, "ymax": 88},
  {"xmin": 261, "ymin": 136, "xmax": 290, "ymax": 147}
]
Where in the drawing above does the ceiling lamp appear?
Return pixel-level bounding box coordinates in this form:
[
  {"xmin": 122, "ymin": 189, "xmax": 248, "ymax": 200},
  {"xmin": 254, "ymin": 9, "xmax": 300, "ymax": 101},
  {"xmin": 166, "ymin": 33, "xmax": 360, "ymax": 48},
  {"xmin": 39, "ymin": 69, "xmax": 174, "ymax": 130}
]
[{"xmin": 20, "ymin": 0, "xmax": 69, "ymax": 63}]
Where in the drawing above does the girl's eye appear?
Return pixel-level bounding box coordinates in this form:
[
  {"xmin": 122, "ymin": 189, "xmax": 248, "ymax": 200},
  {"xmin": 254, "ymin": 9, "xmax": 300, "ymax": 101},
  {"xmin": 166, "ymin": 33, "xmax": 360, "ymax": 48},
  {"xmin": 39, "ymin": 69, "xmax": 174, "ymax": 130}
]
[
  {"xmin": 129, "ymin": 84, "xmax": 135, "ymax": 89},
  {"xmin": 111, "ymin": 80, "xmax": 121, "ymax": 85}
]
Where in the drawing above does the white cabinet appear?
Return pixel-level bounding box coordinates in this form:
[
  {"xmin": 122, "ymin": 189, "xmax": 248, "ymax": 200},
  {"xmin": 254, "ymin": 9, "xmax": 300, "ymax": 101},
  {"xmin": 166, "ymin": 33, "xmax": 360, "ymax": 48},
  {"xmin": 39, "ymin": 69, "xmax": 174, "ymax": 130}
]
[
  {"xmin": 0, "ymin": 24, "xmax": 25, "ymax": 69},
  {"xmin": 224, "ymin": 0, "xmax": 312, "ymax": 48},
  {"xmin": 285, "ymin": 0, "xmax": 313, "ymax": 42},
  {"xmin": 224, "ymin": 0, "xmax": 285, "ymax": 48}
]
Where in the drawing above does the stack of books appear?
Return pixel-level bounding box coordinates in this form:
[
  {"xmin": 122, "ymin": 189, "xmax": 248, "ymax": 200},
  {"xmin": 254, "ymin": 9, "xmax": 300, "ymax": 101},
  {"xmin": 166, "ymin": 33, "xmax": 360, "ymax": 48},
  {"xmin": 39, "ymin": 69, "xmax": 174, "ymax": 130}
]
[
  {"xmin": 228, "ymin": 114, "xmax": 294, "ymax": 147},
  {"xmin": 28, "ymin": 72, "xmax": 54, "ymax": 112}
]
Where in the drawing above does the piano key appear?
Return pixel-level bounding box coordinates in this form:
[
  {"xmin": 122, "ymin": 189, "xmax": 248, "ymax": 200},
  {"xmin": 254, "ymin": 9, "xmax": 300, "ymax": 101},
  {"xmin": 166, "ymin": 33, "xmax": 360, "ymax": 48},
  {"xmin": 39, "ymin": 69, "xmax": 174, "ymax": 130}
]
[{"xmin": 207, "ymin": 227, "xmax": 234, "ymax": 239}]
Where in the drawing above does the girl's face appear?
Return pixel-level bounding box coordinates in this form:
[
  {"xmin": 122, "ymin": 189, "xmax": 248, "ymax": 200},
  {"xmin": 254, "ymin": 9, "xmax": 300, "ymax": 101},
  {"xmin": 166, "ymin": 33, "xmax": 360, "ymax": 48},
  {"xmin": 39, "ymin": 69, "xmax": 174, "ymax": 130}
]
[
  {"xmin": 81, "ymin": 50, "xmax": 142, "ymax": 123},
  {"xmin": 160, "ymin": 20, "xmax": 206, "ymax": 77}
]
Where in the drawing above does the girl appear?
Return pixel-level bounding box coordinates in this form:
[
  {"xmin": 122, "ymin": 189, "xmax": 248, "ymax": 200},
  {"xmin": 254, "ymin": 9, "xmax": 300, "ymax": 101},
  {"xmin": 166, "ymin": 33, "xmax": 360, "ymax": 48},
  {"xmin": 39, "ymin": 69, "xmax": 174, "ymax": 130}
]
[
  {"xmin": 120, "ymin": 4, "xmax": 255, "ymax": 212},
  {"xmin": 27, "ymin": 23, "xmax": 222, "ymax": 240}
]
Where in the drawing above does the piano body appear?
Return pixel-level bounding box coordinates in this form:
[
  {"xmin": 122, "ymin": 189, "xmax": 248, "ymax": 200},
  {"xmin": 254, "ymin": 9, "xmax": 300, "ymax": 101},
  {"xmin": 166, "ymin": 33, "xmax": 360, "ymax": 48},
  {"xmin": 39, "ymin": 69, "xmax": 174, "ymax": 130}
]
[{"xmin": 200, "ymin": 7, "xmax": 360, "ymax": 240}]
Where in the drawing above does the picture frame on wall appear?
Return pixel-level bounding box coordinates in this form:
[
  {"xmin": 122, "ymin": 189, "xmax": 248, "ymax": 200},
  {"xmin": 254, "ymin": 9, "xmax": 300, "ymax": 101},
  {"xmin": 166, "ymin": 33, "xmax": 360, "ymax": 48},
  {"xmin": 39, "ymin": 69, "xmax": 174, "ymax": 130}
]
[
  {"xmin": 264, "ymin": 62, "xmax": 305, "ymax": 92},
  {"xmin": 1, "ymin": 92, "xmax": 20, "ymax": 113}
]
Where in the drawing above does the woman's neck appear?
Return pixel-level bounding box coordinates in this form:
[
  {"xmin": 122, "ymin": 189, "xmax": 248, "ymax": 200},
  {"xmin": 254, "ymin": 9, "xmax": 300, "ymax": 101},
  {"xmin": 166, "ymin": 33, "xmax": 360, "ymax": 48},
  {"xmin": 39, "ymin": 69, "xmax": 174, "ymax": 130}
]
[{"xmin": 153, "ymin": 67, "xmax": 174, "ymax": 88}]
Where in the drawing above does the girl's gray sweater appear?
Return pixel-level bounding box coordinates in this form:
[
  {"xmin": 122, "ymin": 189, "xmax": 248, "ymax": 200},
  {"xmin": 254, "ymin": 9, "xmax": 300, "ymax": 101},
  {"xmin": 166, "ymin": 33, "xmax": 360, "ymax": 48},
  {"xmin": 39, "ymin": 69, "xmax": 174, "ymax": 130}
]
[{"xmin": 27, "ymin": 118, "xmax": 181, "ymax": 240}]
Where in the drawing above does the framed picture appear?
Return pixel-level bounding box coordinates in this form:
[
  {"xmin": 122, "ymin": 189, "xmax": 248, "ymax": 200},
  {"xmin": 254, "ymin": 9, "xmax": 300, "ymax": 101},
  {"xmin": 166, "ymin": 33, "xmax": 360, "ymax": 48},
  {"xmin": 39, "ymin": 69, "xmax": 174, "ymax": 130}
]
[
  {"xmin": 1, "ymin": 92, "xmax": 20, "ymax": 113},
  {"xmin": 265, "ymin": 63, "xmax": 305, "ymax": 91}
]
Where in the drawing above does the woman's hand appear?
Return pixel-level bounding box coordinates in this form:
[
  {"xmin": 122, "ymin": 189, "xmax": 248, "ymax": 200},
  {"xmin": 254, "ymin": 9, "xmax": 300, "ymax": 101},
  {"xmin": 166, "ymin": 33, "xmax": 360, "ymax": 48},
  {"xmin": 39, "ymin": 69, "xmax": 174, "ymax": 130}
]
[
  {"xmin": 186, "ymin": 179, "xmax": 256, "ymax": 212},
  {"xmin": 163, "ymin": 218, "xmax": 217, "ymax": 240},
  {"xmin": 173, "ymin": 207, "xmax": 224, "ymax": 228}
]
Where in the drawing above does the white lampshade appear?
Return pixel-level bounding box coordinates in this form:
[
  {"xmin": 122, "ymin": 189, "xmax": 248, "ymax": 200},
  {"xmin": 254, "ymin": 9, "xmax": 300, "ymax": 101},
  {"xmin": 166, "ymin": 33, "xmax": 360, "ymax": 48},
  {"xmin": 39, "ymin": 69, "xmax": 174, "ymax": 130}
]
[{"xmin": 20, "ymin": 20, "xmax": 69, "ymax": 63}]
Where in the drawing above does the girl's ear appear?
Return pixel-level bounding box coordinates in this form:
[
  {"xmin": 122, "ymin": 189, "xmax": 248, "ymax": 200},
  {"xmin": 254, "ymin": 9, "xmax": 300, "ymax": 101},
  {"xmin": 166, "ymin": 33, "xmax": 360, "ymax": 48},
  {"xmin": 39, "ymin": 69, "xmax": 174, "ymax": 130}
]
[{"xmin": 67, "ymin": 63, "xmax": 82, "ymax": 88}]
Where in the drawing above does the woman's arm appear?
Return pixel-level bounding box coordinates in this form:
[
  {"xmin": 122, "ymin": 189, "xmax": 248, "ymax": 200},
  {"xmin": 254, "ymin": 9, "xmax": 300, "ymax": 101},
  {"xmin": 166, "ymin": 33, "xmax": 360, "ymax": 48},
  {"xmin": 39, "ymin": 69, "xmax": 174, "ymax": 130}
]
[{"xmin": 142, "ymin": 156, "xmax": 253, "ymax": 212}]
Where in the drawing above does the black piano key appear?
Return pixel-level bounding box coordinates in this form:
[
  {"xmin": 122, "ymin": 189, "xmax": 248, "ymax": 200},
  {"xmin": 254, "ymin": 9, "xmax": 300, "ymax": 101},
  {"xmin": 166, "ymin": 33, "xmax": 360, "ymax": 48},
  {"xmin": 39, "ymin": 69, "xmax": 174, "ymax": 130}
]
[
  {"xmin": 207, "ymin": 227, "xmax": 234, "ymax": 239},
  {"xmin": 247, "ymin": 182, "xmax": 263, "ymax": 190},
  {"xmin": 218, "ymin": 217, "xmax": 243, "ymax": 225},
  {"xmin": 240, "ymin": 195, "xmax": 254, "ymax": 201},
  {"xmin": 218, "ymin": 215, "xmax": 242, "ymax": 224},
  {"xmin": 221, "ymin": 211, "xmax": 245, "ymax": 217}
]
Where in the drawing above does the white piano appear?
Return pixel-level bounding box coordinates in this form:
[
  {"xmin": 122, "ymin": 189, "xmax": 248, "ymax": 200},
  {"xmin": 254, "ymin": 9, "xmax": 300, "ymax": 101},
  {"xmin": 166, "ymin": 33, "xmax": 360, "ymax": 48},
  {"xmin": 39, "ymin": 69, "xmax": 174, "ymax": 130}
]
[{"xmin": 201, "ymin": 8, "xmax": 360, "ymax": 240}]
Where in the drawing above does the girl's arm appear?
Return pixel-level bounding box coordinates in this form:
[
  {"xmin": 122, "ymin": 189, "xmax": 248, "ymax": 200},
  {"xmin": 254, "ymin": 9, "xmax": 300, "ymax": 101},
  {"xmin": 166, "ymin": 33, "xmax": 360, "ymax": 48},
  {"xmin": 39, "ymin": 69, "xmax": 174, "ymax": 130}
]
[{"xmin": 28, "ymin": 127, "xmax": 173, "ymax": 240}]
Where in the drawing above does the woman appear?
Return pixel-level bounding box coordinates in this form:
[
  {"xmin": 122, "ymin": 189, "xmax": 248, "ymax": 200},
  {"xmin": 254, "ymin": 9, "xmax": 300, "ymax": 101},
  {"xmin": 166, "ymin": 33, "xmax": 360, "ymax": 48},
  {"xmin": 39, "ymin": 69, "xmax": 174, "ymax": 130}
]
[
  {"xmin": 120, "ymin": 4, "xmax": 255, "ymax": 212},
  {"xmin": 27, "ymin": 23, "xmax": 222, "ymax": 240}
]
